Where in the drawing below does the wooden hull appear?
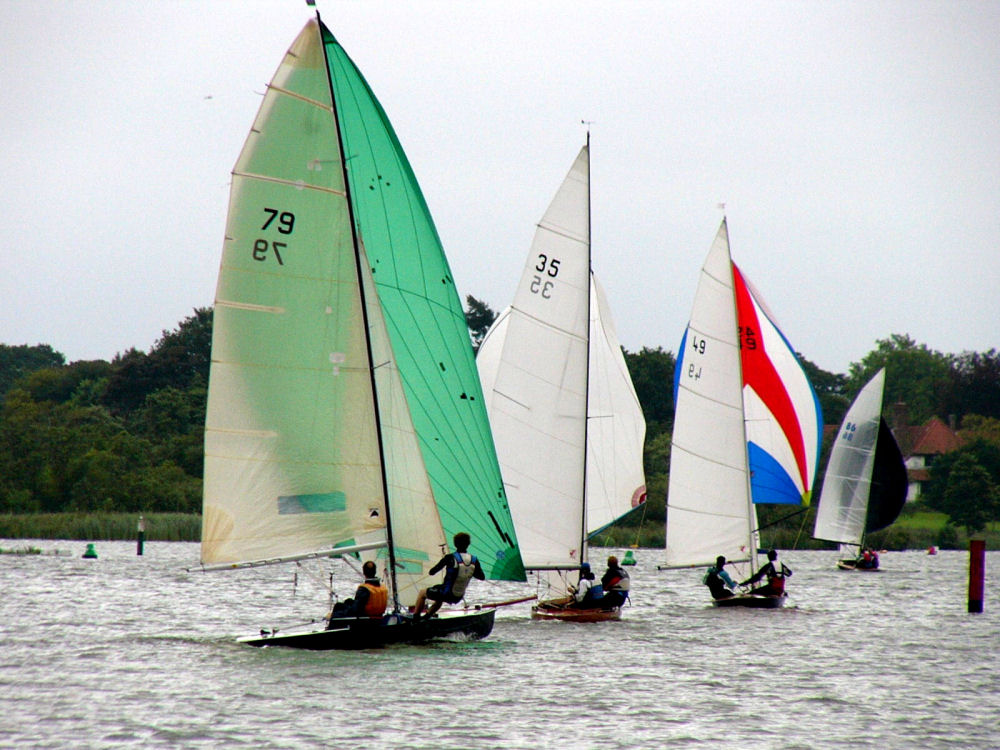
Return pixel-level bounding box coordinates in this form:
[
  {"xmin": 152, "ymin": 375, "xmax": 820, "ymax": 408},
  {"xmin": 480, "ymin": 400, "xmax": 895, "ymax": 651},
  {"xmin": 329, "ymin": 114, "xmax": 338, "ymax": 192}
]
[
  {"xmin": 531, "ymin": 598, "xmax": 621, "ymax": 622},
  {"xmin": 712, "ymin": 593, "xmax": 786, "ymax": 609},
  {"xmin": 837, "ymin": 560, "xmax": 882, "ymax": 572},
  {"xmin": 237, "ymin": 608, "xmax": 495, "ymax": 650}
]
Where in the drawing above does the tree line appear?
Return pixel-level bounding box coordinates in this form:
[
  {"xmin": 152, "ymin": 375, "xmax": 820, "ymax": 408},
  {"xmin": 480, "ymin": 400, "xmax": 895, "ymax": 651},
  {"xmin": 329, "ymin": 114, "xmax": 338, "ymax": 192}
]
[{"xmin": 1, "ymin": 300, "xmax": 998, "ymax": 537}]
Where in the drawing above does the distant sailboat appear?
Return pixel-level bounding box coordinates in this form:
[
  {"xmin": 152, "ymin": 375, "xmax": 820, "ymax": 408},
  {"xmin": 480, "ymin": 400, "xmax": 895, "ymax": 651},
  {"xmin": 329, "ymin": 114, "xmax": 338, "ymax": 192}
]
[
  {"xmin": 663, "ymin": 219, "xmax": 821, "ymax": 608},
  {"xmin": 477, "ymin": 142, "xmax": 647, "ymax": 622},
  {"xmin": 198, "ymin": 16, "xmax": 523, "ymax": 649},
  {"xmin": 813, "ymin": 368, "xmax": 908, "ymax": 570}
]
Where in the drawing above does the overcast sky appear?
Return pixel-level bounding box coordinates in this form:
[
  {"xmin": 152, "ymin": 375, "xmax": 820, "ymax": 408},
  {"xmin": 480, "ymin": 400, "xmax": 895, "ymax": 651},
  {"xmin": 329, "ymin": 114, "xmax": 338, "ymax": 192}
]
[{"xmin": 2, "ymin": 0, "xmax": 997, "ymax": 375}]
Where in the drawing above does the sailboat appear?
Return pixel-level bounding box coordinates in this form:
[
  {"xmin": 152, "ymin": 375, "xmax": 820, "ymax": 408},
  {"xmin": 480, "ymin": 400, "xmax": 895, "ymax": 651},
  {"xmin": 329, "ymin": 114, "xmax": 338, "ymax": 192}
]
[
  {"xmin": 198, "ymin": 16, "xmax": 524, "ymax": 649},
  {"xmin": 476, "ymin": 142, "xmax": 647, "ymax": 622},
  {"xmin": 663, "ymin": 219, "xmax": 821, "ymax": 608},
  {"xmin": 813, "ymin": 368, "xmax": 908, "ymax": 571}
]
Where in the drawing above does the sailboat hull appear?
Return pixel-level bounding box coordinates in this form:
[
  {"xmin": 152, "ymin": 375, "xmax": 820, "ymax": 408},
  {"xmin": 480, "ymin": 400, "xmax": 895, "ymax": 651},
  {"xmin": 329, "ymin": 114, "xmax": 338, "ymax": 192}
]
[
  {"xmin": 712, "ymin": 594, "xmax": 787, "ymax": 609},
  {"xmin": 531, "ymin": 598, "xmax": 622, "ymax": 622},
  {"xmin": 237, "ymin": 608, "xmax": 496, "ymax": 650},
  {"xmin": 836, "ymin": 560, "xmax": 883, "ymax": 572}
]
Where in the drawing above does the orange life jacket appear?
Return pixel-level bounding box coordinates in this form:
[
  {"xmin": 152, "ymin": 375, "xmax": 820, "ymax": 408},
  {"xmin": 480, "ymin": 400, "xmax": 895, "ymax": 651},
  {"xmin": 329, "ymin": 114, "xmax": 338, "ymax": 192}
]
[{"xmin": 359, "ymin": 582, "xmax": 388, "ymax": 616}]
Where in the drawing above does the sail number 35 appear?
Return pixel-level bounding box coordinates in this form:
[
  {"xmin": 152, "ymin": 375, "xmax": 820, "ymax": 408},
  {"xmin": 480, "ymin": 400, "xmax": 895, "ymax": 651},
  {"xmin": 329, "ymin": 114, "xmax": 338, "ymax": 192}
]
[
  {"xmin": 530, "ymin": 254, "xmax": 561, "ymax": 298},
  {"xmin": 252, "ymin": 208, "xmax": 296, "ymax": 265}
]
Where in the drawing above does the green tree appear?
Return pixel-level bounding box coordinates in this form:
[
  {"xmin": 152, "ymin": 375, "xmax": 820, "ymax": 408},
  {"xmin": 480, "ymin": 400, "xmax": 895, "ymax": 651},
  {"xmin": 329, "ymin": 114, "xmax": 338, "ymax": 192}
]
[
  {"xmin": 102, "ymin": 308, "xmax": 212, "ymax": 413},
  {"xmin": 798, "ymin": 353, "xmax": 848, "ymax": 427},
  {"xmin": 940, "ymin": 453, "xmax": 998, "ymax": 533},
  {"xmin": 643, "ymin": 431, "xmax": 671, "ymax": 478},
  {"xmin": 0, "ymin": 343, "xmax": 64, "ymax": 398},
  {"xmin": 922, "ymin": 439, "xmax": 1000, "ymax": 516},
  {"xmin": 959, "ymin": 415, "xmax": 1000, "ymax": 447},
  {"xmin": 945, "ymin": 350, "xmax": 1000, "ymax": 421},
  {"xmin": 847, "ymin": 334, "xmax": 952, "ymax": 425},
  {"xmin": 623, "ymin": 346, "xmax": 676, "ymax": 440},
  {"xmin": 464, "ymin": 295, "xmax": 497, "ymax": 353}
]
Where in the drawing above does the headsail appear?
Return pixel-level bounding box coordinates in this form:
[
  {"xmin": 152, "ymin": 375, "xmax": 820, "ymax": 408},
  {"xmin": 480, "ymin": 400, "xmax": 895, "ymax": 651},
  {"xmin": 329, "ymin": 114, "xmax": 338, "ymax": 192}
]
[
  {"xmin": 814, "ymin": 368, "xmax": 907, "ymax": 547},
  {"xmin": 586, "ymin": 274, "xmax": 648, "ymax": 536},
  {"xmin": 322, "ymin": 24, "xmax": 522, "ymax": 581}
]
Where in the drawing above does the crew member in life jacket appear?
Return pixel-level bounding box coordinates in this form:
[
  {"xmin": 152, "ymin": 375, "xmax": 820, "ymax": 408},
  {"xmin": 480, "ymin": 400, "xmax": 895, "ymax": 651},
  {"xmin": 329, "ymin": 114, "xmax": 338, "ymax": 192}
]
[
  {"xmin": 857, "ymin": 548, "xmax": 879, "ymax": 569},
  {"xmin": 599, "ymin": 555, "xmax": 630, "ymax": 608},
  {"xmin": 739, "ymin": 549, "xmax": 792, "ymax": 597},
  {"xmin": 411, "ymin": 532, "xmax": 485, "ymax": 621},
  {"xmin": 704, "ymin": 555, "xmax": 738, "ymax": 600},
  {"xmin": 327, "ymin": 560, "xmax": 388, "ymax": 625},
  {"xmin": 569, "ymin": 562, "xmax": 603, "ymax": 608}
]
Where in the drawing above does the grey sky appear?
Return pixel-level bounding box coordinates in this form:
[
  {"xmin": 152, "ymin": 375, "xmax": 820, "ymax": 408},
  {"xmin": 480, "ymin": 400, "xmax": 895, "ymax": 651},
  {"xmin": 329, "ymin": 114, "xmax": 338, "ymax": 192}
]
[{"xmin": 2, "ymin": 0, "xmax": 997, "ymax": 375}]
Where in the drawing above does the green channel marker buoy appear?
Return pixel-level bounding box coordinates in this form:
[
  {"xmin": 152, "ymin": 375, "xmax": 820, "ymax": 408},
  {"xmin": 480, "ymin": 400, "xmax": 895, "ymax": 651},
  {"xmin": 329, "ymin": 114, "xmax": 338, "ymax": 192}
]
[
  {"xmin": 622, "ymin": 549, "xmax": 637, "ymax": 566},
  {"xmin": 82, "ymin": 543, "xmax": 98, "ymax": 559}
]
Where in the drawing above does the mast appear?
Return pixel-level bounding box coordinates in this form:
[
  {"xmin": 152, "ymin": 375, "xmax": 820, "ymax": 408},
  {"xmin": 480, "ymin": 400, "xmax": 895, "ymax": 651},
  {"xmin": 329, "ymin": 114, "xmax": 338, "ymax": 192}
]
[
  {"xmin": 317, "ymin": 16, "xmax": 401, "ymax": 612},
  {"xmin": 580, "ymin": 130, "xmax": 592, "ymax": 565},
  {"xmin": 728, "ymin": 218, "xmax": 759, "ymax": 578}
]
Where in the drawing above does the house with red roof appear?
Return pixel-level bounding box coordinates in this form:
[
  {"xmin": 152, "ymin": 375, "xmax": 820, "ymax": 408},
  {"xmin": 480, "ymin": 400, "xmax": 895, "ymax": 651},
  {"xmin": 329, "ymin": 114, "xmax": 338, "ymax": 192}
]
[{"xmin": 892, "ymin": 416, "xmax": 965, "ymax": 501}]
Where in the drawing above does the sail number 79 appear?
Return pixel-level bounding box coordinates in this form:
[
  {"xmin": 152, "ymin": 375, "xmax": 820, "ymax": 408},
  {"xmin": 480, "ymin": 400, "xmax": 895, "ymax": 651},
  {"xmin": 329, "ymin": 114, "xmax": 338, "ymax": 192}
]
[{"xmin": 252, "ymin": 207, "xmax": 296, "ymax": 266}]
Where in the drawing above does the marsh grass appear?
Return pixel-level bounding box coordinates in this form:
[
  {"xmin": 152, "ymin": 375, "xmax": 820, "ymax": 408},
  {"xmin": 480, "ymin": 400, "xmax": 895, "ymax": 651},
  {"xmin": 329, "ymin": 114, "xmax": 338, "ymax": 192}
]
[{"xmin": 0, "ymin": 513, "xmax": 200, "ymax": 542}]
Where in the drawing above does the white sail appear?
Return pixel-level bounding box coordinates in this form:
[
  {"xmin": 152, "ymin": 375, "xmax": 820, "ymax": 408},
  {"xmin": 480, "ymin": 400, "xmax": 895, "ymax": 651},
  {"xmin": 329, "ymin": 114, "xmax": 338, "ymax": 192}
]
[
  {"xmin": 665, "ymin": 220, "xmax": 757, "ymax": 568},
  {"xmin": 586, "ymin": 275, "xmax": 648, "ymax": 535},
  {"xmin": 813, "ymin": 368, "xmax": 886, "ymax": 546},
  {"xmin": 478, "ymin": 146, "xmax": 592, "ymax": 570}
]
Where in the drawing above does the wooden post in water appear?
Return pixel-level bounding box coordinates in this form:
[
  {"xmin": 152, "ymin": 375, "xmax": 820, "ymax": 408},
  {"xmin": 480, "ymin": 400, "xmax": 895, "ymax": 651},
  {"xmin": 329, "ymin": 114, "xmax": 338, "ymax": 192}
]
[
  {"xmin": 968, "ymin": 539, "xmax": 985, "ymax": 613},
  {"xmin": 137, "ymin": 515, "xmax": 145, "ymax": 556}
]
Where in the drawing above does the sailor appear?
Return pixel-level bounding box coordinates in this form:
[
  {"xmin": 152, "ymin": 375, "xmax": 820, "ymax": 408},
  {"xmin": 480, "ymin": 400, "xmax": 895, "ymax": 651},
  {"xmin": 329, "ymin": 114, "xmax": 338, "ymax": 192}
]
[
  {"xmin": 570, "ymin": 562, "xmax": 603, "ymax": 607},
  {"xmin": 740, "ymin": 549, "xmax": 792, "ymax": 596},
  {"xmin": 412, "ymin": 532, "xmax": 485, "ymax": 620},
  {"xmin": 703, "ymin": 555, "xmax": 738, "ymax": 600},
  {"xmin": 600, "ymin": 555, "xmax": 630, "ymax": 607},
  {"xmin": 327, "ymin": 560, "xmax": 388, "ymax": 626}
]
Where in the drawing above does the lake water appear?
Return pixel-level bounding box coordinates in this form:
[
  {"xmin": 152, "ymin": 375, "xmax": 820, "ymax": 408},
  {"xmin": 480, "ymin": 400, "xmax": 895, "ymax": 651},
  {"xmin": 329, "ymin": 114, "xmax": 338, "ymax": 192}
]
[{"xmin": 1, "ymin": 541, "xmax": 997, "ymax": 748}]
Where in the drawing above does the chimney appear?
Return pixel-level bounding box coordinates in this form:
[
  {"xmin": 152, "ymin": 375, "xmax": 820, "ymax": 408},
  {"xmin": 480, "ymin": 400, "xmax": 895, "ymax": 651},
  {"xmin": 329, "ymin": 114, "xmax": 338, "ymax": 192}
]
[{"xmin": 891, "ymin": 401, "xmax": 909, "ymax": 430}]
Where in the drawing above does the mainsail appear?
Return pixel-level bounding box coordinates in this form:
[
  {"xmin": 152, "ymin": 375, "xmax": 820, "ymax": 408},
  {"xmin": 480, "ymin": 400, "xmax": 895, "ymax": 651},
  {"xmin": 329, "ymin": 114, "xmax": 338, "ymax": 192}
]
[
  {"xmin": 665, "ymin": 218, "xmax": 820, "ymax": 571},
  {"xmin": 813, "ymin": 368, "xmax": 908, "ymax": 547},
  {"xmin": 201, "ymin": 18, "xmax": 523, "ymax": 609},
  {"xmin": 477, "ymin": 144, "xmax": 646, "ymax": 582}
]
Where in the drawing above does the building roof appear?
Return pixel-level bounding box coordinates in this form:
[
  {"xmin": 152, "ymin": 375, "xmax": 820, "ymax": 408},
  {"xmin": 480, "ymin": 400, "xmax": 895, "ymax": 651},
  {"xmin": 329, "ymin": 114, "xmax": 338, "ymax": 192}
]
[{"xmin": 895, "ymin": 417, "xmax": 964, "ymax": 459}]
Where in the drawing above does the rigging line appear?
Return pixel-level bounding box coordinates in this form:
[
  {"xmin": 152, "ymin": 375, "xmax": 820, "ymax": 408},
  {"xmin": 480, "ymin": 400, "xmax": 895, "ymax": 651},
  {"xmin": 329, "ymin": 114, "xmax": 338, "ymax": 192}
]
[
  {"xmin": 791, "ymin": 508, "xmax": 811, "ymax": 551},
  {"xmin": 753, "ymin": 506, "xmax": 809, "ymax": 534},
  {"xmin": 632, "ymin": 500, "xmax": 649, "ymax": 548}
]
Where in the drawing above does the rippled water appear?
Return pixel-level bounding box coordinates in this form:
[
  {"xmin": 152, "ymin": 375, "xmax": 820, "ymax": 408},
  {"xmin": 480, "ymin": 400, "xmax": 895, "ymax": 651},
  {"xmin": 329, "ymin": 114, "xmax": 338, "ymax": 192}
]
[{"xmin": 1, "ymin": 541, "xmax": 997, "ymax": 748}]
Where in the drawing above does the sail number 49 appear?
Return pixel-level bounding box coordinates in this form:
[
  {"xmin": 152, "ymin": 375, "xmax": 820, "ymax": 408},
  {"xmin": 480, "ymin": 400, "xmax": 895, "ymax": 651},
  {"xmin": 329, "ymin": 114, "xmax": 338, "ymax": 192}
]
[
  {"xmin": 687, "ymin": 335, "xmax": 707, "ymax": 380},
  {"xmin": 252, "ymin": 208, "xmax": 296, "ymax": 265},
  {"xmin": 530, "ymin": 254, "xmax": 561, "ymax": 298}
]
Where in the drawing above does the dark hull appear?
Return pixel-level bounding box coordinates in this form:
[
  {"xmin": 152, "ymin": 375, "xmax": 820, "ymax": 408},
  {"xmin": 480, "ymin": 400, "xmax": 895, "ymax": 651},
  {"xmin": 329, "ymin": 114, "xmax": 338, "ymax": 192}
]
[
  {"xmin": 837, "ymin": 560, "xmax": 882, "ymax": 572},
  {"xmin": 237, "ymin": 608, "xmax": 495, "ymax": 650},
  {"xmin": 531, "ymin": 598, "xmax": 621, "ymax": 622},
  {"xmin": 712, "ymin": 593, "xmax": 786, "ymax": 609}
]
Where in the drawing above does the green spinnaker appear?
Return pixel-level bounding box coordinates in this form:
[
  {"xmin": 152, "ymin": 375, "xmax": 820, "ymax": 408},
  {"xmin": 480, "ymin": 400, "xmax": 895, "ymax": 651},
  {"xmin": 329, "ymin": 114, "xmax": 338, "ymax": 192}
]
[{"xmin": 321, "ymin": 23, "xmax": 523, "ymax": 581}]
